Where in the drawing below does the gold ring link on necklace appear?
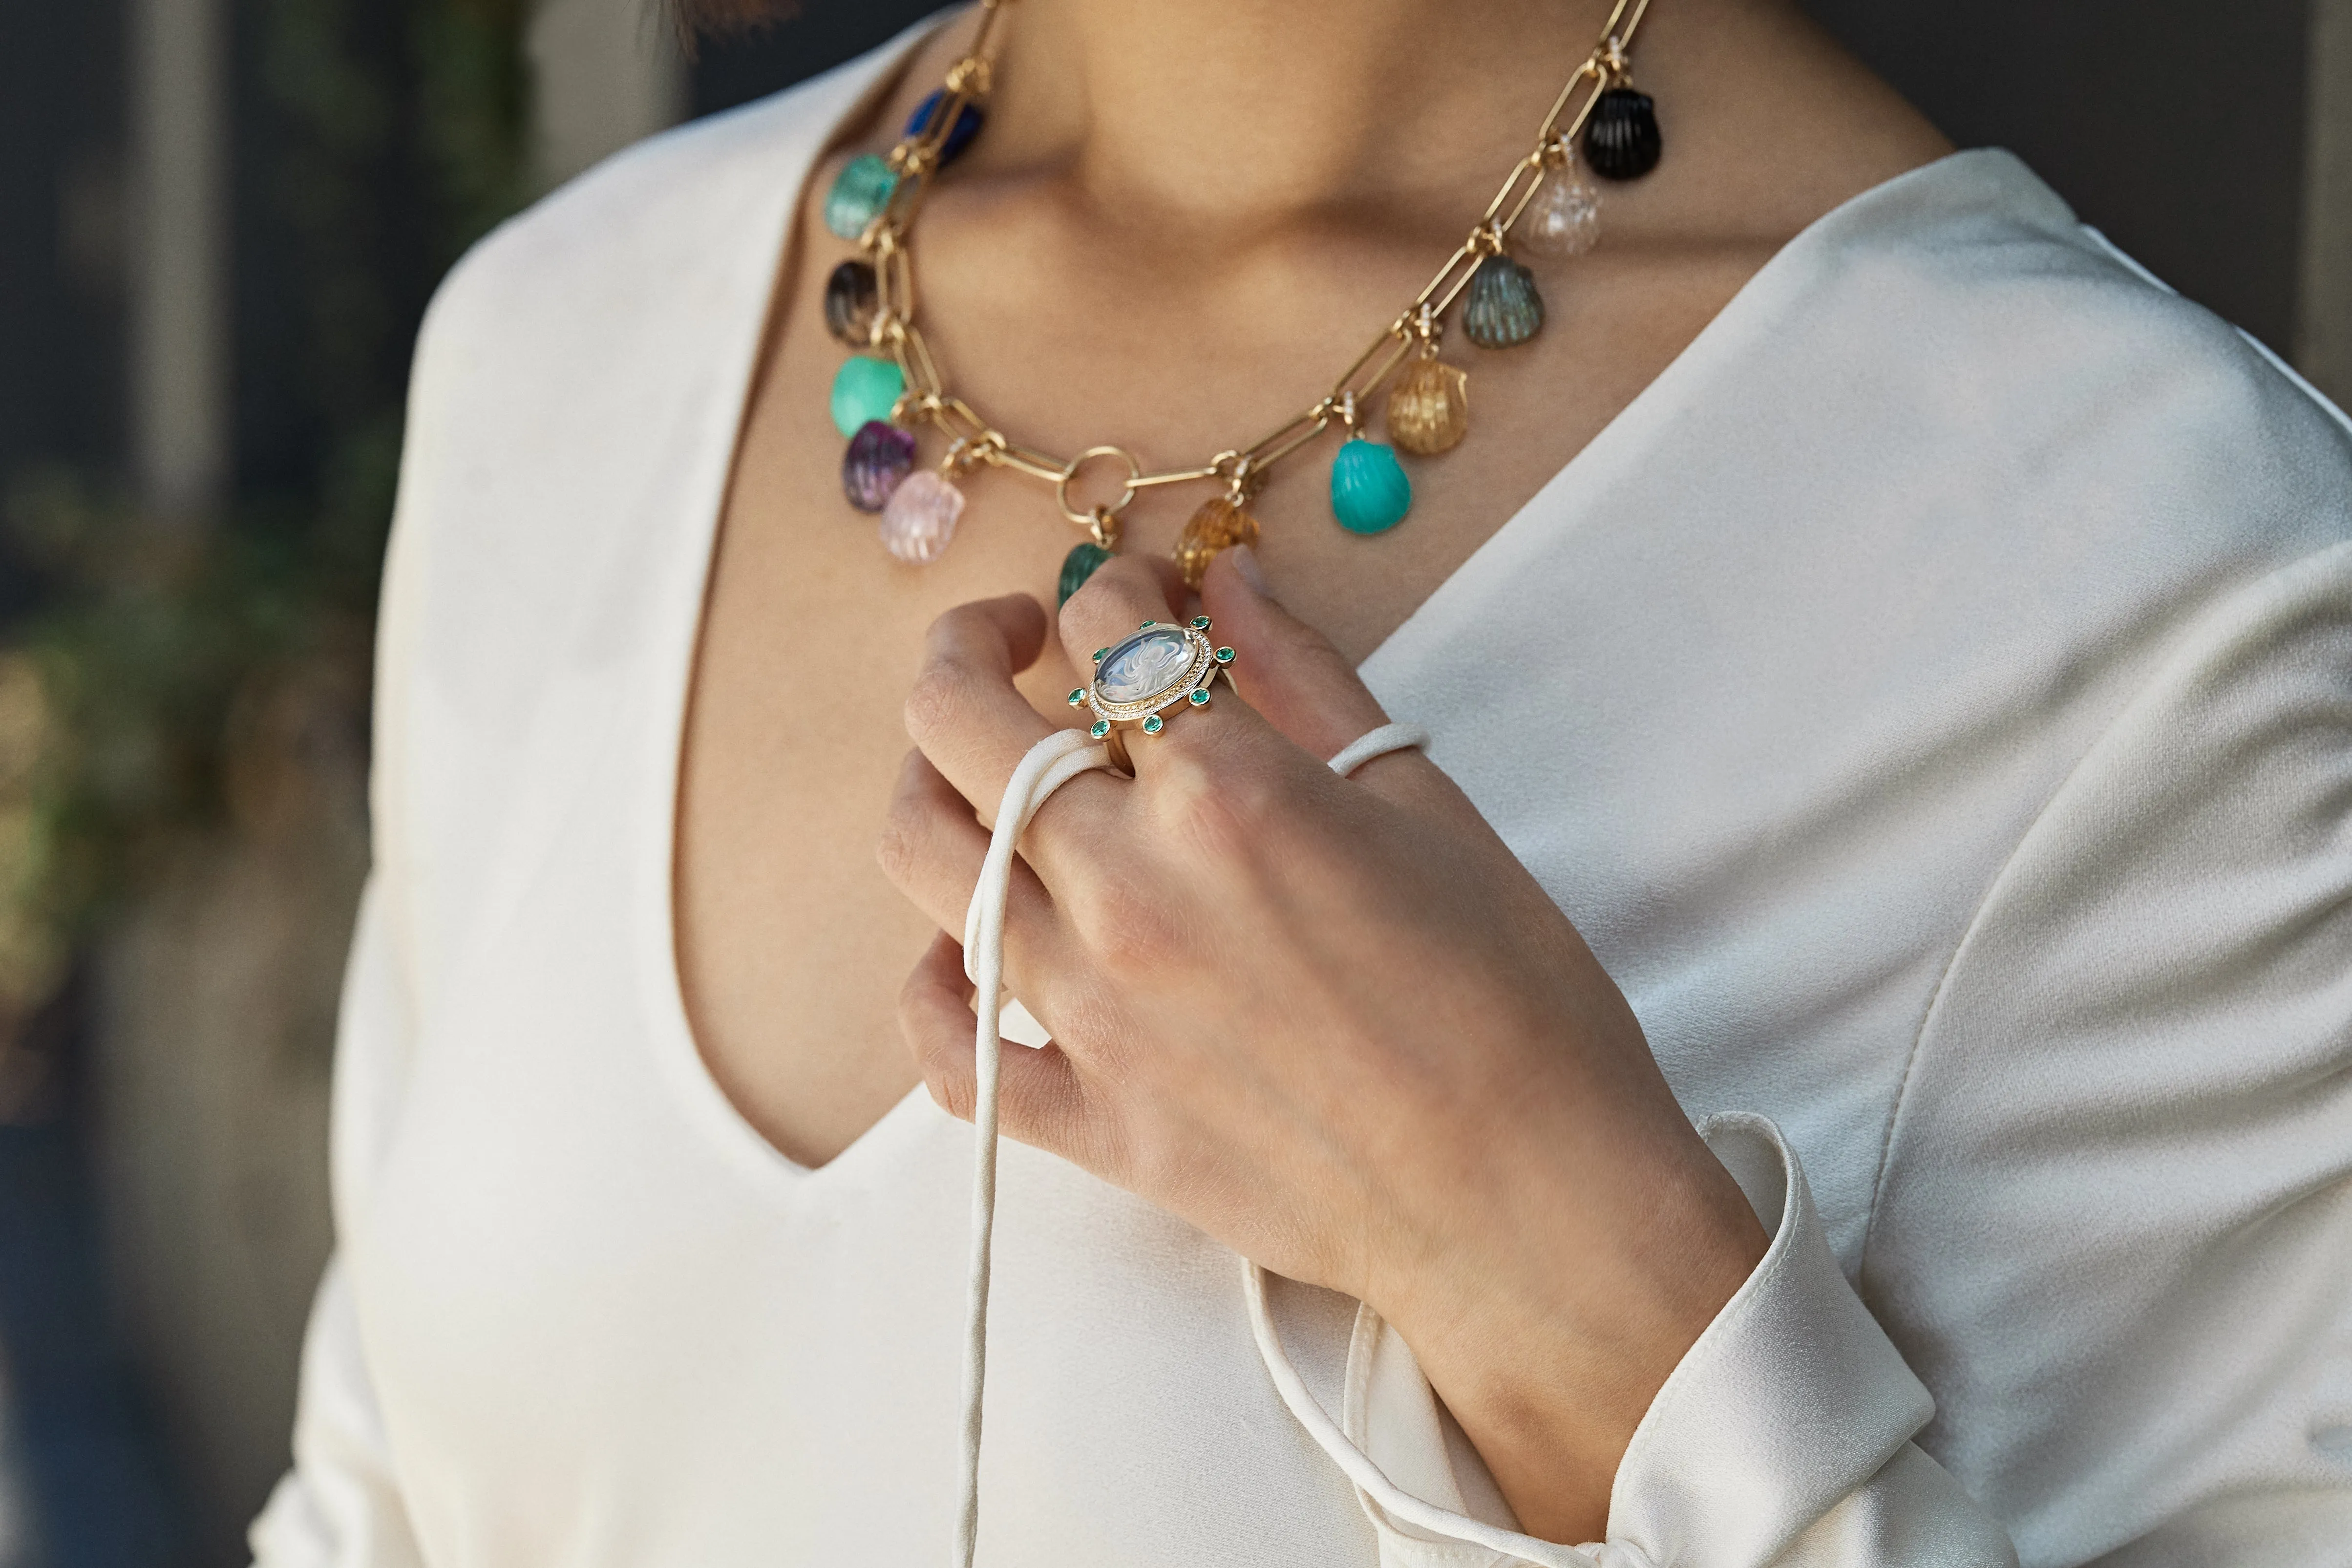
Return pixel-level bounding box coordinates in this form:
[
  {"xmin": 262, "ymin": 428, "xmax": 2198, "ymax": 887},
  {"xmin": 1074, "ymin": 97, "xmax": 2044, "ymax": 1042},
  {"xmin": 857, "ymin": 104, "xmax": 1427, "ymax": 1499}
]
[{"xmin": 1055, "ymin": 446, "xmax": 1143, "ymax": 529}]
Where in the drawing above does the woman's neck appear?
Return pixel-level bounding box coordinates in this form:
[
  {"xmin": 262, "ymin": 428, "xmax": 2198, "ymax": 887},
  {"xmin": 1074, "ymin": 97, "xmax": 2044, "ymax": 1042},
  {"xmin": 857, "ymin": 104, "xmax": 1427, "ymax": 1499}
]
[{"xmin": 980, "ymin": 0, "xmax": 1661, "ymax": 233}]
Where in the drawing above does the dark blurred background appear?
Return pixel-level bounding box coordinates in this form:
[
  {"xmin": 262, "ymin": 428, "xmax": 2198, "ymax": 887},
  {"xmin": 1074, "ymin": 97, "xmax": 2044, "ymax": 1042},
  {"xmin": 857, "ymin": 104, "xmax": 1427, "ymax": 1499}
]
[{"xmin": 0, "ymin": 1, "xmax": 2345, "ymax": 1564}]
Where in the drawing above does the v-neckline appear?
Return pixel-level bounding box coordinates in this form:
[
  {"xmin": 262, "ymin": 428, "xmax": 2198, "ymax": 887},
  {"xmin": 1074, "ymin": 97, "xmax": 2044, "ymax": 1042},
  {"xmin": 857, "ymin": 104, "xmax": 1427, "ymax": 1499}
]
[{"xmin": 634, "ymin": 14, "xmax": 2021, "ymax": 1195}]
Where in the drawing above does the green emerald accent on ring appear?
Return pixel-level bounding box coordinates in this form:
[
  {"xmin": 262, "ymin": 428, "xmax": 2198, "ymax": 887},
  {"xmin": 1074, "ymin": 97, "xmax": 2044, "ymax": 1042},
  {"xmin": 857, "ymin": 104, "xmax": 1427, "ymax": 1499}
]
[
  {"xmin": 1142, "ymin": 715, "xmax": 1164, "ymax": 734},
  {"xmin": 1092, "ymin": 647, "xmax": 1108, "ymax": 663},
  {"xmin": 1214, "ymin": 646, "xmax": 1235, "ymax": 663},
  {"xmin": 1190, "ymin": 616, "xmax": 1211, "ymax": 630},
  {"xmin": 1089, "ymin": 719, "xmax": 1110, "ymax": 738},
  {"xmin": 1059, "ymin": 543, "xmax": 1113, "ymax": 606},
  {"xmin": 1140, "ymin": 620, "xmax": 1157, "ymax": 630},
  {"xmin": 829, "ymin": 356, "xmax": 905, "ymax": 437},
  {"xmin": 1066, "ymin": 687, "xmax": 1086, "ymax": 706},
  {"xmin": 1187, "ymin": 689, "xmax": 1210, "ymax": 706}
]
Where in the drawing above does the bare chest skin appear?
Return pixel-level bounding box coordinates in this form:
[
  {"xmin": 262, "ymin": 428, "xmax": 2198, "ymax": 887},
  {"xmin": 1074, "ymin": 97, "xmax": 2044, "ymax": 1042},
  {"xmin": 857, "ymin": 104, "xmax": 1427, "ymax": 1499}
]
[{"xmin": 674, "ymin": 5, "xmax": 1949, "ymax": 1168}]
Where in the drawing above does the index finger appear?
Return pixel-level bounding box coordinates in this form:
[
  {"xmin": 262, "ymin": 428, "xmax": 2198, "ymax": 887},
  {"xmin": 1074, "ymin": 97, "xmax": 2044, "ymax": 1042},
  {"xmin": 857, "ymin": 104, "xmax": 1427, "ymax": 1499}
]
[{"xmin": 904, "ymin": 593, "xmax": 1122, "ymax": 839}]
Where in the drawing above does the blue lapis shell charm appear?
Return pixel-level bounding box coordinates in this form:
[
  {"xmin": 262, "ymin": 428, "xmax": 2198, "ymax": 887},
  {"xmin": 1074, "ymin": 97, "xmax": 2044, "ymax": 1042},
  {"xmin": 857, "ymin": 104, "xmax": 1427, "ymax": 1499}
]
[
  {"xmin": 1329, "ymin": 438, "xmax": 1413, "ymax": 535},
  {"xmin": 824, "ymin": 154, "xmax": 898, "ymax": 240},
  {"xmin": 1462, "ymin": 254, "xmax": 1545, "ymax": 350},
  {"xmin": 906, "ymin": 89, "xmax": 985, "ymax": 166}
]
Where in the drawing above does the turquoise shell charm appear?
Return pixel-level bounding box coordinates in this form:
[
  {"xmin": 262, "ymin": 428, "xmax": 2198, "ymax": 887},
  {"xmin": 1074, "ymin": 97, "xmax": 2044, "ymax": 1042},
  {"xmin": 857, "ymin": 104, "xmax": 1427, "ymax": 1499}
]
[
  {"xmin": 1329, "ymin": 438, "xmax": 1412, "ymax": 535},
  {"xmin": 1058, "ymin": 542, "xmax": 1114, "ymax": 605},
  {"xmin": 830, "ymin": 355, "xmax": 905, "ymax": 437},
  {"xmin": 824, "ymin": 155, "xmax": 898, "ymax": 240},
  {"xmin": 1462, "ymin": 254, "xmax": 1545, "ymax": 349}
]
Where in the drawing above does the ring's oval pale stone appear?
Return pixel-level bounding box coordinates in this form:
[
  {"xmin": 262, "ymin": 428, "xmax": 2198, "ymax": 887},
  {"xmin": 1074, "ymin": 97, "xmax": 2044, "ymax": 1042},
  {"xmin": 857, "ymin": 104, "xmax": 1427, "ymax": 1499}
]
[{"xmin": 1095, "ymin": 627, "xmax": 1195, "ymax": 704}]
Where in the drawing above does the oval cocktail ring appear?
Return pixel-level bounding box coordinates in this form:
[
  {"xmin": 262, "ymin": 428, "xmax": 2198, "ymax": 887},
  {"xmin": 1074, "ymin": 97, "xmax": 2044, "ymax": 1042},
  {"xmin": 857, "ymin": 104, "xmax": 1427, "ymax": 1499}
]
[{"xmin": 1066, "ymin": 616, "xmax": 1235, "ymax": 771}]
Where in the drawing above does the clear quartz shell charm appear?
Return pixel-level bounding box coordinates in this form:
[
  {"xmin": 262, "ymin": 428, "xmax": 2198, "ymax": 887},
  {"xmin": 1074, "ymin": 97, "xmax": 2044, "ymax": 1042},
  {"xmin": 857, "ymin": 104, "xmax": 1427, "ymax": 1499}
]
[
  {"xmin": 1384, "ymin": 354, "xmax": 1469, "ymax": 456},
  {"xmin": 1520, "ymin": 161, "xmax": 1602, "ymax": 258},
  {"xmin": 1173, "ymin": 496, "xmax": 1261, "ymax": 589},
  {"xmin": 879, "ymin": 469, "xmax": 964, "ymax": 564}
]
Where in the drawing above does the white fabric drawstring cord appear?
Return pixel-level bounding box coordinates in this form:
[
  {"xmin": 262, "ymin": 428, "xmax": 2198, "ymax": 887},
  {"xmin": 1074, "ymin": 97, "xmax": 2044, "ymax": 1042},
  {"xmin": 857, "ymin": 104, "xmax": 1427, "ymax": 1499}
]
[
  {"xmin": 953, "ymin": 718, "xmax": 1428, "ymax": 1568},
  {"xmin": 955, "ymin": 725, "xmax": 1107, "ymax": 1568}
]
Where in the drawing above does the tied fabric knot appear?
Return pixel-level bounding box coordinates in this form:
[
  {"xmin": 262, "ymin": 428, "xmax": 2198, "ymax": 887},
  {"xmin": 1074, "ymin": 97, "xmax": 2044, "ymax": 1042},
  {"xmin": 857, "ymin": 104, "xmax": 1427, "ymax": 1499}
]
[{"xmin": 952, "ymin": 719, "xmax": 1428, "ymax": 1568}]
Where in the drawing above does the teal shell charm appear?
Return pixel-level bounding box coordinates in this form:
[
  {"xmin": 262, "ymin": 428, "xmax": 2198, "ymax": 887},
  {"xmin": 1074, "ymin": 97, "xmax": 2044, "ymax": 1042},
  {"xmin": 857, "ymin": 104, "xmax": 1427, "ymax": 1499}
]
[
  {"xmin": 1462, "ymin": 254, "xmax": 1545, "ymax": 349},
  {"xmin": 1329, "ymin": 438, "xmax": 1412, "ymax": 535},
  {"xmin": 1058, "ymin": 542, "xmax": 1114, "ymax": 605},
  {"xmin": 824, "ymin": 154, "xmax": 898, "ymax": 240},
  {"xmin": 830, "ymin": 355, "xmax": 905, "ymax": 436}
]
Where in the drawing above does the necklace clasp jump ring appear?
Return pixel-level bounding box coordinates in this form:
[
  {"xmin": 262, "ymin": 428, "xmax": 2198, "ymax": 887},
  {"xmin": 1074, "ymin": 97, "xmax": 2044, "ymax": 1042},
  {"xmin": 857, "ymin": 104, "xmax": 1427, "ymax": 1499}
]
[{"xmin": 1057, "ymin": 445, "xmax": 1143, "ymax": 528}]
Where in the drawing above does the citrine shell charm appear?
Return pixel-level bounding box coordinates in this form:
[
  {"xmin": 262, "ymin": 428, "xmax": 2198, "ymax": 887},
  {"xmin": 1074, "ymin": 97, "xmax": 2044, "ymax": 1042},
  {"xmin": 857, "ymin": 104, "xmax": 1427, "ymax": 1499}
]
[
  {"xmin": 830, "ymin": 356, "xmax": 905, "ymax": 437},
  {"xmin": 1463, "ymin": 254, "xmax": 1545, "ymax": 350},
  {"xmin": 1329, "ymin": 438, "xmax": 1412, "ymax": 535},
  {"xmin": 1173, "ymin": 496, "xmax": 1261, "ymax": 590},
  {"xmin": 879, "ymin": 470, "xmax": 964, "ymax": 564},
  {"xmin": 1520, "ymin": 164, "xmax": 1602, "ymax": 257},
  {"xmin": 842, "ymin": 420, "xmax": 916, "ymax": 512},
  {"xmin": 824, "ymin": 154, "xmax": 898, "ymax": 240},
  {"xmin": 1384, "ymin": 356, "xmax": 1469, "ymax": 456},
  {"xmin": 1583, "ymin": 88, "xmax": 1662, "ymax": 181},
  {"xmin": 1058, "ymin": 541, "xmax": 1114, "ymax": 605},
  {"xmin": 823, "ymin": 260, "xmax": 879, "ymax": 346}
]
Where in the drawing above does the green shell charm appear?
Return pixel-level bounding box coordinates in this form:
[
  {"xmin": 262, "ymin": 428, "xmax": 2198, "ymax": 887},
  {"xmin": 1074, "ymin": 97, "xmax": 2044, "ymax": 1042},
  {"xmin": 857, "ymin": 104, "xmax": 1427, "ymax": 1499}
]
[
  {"xmin": 1462, "ymin": 254, "xmax": 1545, "ymax": 349},
  {"xmin": 1059, "ymin": 542, "xmax": 1114, "ymax": 606},
  {"xmin": 1329, "ymin": 438, "xmax": 1413, "ymax": 535},
  {"xmin": 824, "ymin": 155, "xmax": 898, "ymax": 240},
  {"xmin": 830, "ymin": 356, "xmax": 905, "ymax": 437}
]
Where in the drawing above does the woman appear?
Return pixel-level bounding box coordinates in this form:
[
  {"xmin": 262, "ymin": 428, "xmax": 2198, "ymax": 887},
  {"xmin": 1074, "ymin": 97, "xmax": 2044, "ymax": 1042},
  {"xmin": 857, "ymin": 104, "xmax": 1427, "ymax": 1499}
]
[{"xmin": 251, "ymin": 0, "xmax": 2352, "ymax": 1562}]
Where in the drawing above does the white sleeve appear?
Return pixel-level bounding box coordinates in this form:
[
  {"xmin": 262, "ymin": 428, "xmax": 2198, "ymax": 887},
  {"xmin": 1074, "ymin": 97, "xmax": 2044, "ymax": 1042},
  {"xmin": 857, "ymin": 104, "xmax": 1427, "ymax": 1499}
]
[
  {"xmin": 1275, "ymin": 546, "xmax": 2352, "ymax": 1568},
  {"xmin": 1598, "ymin": 1113, "xmax": 2017, "ymax": 1568},
  {"xmin": 247, "ymin": 881, "xmax": 428, "ymax": 1568},
  {"xmin": 1858, "ymin": 537, "xmax": 2352, "ymax": 1567},
  {"xmin": 1254, "ymin": 1109, "xmax": 2013, "ymax": 1568}
]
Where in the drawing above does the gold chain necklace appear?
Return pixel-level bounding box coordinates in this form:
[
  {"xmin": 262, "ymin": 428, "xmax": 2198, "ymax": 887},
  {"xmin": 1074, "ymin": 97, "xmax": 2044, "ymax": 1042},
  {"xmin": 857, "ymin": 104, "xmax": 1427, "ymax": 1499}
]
[{"xmin": 821, "ymin": 0, "xmax": 1661, "ymax": 598}]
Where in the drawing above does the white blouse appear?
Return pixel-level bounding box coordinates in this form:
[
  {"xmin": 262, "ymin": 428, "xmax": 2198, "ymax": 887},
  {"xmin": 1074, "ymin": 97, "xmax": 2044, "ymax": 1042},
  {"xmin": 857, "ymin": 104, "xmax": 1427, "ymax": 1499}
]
[{"xmin": 250, "ymin": 21, "xmax": 2352, "ymax": 1568}]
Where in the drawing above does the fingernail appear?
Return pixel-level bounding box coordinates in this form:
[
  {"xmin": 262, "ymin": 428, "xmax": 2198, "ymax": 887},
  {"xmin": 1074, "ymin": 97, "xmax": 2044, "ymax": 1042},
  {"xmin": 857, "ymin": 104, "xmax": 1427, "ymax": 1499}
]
[{"xmin": 1229, "ymin": 544, "xmax": 1272, "ymax": 599}]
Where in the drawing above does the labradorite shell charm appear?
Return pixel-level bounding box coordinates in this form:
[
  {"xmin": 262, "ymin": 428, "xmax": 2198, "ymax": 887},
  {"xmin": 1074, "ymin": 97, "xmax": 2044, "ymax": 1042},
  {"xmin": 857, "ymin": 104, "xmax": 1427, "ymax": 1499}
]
[
  {"xmin": 1058, "ymin": 541, "xmax": 1114, "ymax": 605},
  {"xmin": 1172, "ymin": 496, "xmax": 1261, "ymax": 590},
  {"xmin": 1384, "ymin": 356, "xmax": 1469, "ymax": 456},
  {"xmin": 1583, "ymin": 88, "xmax": 1662, "ymax": 181},
  {"xmin": 830, "ymin": 355, "xmax": 905, "ymax": 437},
  {"xmin": 906, "ymin": 89, "xmax": 985, "ymax": 166},
  {"xmin": 1329, "ymin": 438, "xmax": 1412, "ymax": 535},
  {"xmin": 1462, "ymin": 254, "xmax": 1545, "ymax": 350},
  {"xmin": 823, "ymin": 260, "xmax": 879, "ymax": 346},
  {"xmin": 824, "ymin": 154, "xmax": 898, "ymax": 239}
]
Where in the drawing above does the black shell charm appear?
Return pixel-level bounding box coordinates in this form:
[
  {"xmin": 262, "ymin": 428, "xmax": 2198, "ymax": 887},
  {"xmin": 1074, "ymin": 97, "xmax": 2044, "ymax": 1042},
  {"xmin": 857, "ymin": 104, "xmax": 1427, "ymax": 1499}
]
[
  {"xmin": 1582, "ymin": 87, "xmax": 1662, "ymax": 181},
  {"xmin": 823, "ymin": 259, "xmax": 879, "ymax": 347},
  {"xmin": 1462, "ymin": 254, "xmax": 1545, "ymax": 349}
]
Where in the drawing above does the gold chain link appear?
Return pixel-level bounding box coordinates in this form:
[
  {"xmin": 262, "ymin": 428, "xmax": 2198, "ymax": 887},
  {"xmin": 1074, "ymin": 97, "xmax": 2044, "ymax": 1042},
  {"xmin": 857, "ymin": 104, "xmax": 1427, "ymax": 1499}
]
[{"xmin": 860, "ymin": 0, "xmax": 1653, "ymax": 533}]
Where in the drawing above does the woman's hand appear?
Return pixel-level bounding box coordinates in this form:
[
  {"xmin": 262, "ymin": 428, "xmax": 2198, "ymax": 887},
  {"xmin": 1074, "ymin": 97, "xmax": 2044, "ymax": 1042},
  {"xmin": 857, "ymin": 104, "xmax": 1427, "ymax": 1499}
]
[{"xmin": 878, "ymin": 548, "xmax": 1768, "ymax": 1544}]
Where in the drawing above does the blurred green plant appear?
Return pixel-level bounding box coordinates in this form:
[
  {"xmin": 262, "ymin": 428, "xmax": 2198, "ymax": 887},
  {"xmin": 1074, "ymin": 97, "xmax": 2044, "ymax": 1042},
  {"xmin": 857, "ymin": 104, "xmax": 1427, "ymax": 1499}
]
[{"xmin": 0, "ymin": 0, "xmax": 533, "ymax": 1110}]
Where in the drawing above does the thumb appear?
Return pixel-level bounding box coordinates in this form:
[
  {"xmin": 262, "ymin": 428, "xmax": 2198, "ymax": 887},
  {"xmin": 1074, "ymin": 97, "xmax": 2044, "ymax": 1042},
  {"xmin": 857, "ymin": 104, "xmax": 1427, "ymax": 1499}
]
[{"xmin": 1199, "ymin": 545, "xmax": 1391, "ymax": 764}]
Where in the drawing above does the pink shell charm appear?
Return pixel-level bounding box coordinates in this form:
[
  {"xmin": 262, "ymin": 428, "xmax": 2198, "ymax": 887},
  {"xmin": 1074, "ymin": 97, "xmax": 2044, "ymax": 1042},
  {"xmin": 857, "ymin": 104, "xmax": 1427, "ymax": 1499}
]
[{"xmin": 878, "ymin": 469, "xmax": 965, "ymax": 564}]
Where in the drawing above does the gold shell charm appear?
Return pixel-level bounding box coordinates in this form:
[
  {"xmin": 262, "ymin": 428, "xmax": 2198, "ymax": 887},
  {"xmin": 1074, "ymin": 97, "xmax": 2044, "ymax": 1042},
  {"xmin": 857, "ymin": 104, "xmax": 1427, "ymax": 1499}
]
[
  {"xmin": 1384, "ymin": 355, "xmax": 1469, "ymax": 456},
  {"xmin": 1173, "ymin": 495, "xmax": 1262, "ymax": 590}
]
